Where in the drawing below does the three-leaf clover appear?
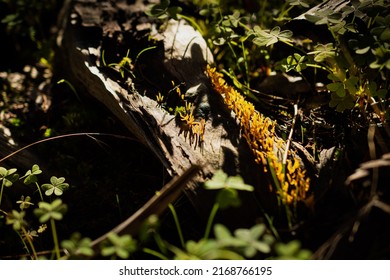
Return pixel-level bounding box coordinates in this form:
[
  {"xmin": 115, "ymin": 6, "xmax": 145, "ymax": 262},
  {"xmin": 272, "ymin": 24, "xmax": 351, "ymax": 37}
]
[
  {"xmin": 205, "ymin": 170, "xmax": 254, "ymax": 191},
  {"xmin": 204, "ymin": 170, "xmax": 254, "ymax": 209},
  {"xmin": 170, "ymin": 238, "xmax": 244, "ymax": 260},
  {"xmin": 101, "ymin": 233, "xmax": 137, "ymax": 259},
  {"xmin": 287, "ymin": 0, "xmax": 310, "ymax": 8},
  {"xmin": 214, "ymin": 223, "xmax": 273, "ymax": 258},
  {"xmin": 145, "ymin": 0, "xmax": 182, "ymax": 20},
  {"xmin": 16, "ymin": 195, "xmax": 34, "ymax": 210},
  {"xmin": 42, "ymin": 176, "xmax": 69, "ymax": 196},
  {"xmin": 34, "ymin": 199, "xmax": 68, "ymax": 223},
  {"xmin": 61, "ymin": 232, "xmax": 94, "ymax": 259},
  {"xmin": 234, "ymin": 224, "xmax": 273, "ymax": 257},
  {"xmin": 23, "ymin": 164, "xmax": 42, "ymax": 185},
  {"xmin": 6, "ymin": 210, "xmax": 27, "ymax": 231},
  {"xmin": 273, "ymin": 240, "xmax": 312, "ymax": 260},
  {"xmin": 280, "ymin": 53, "xmax": 308, "ymax": 73},
  {"xmin": 0, "ymin": 167, "xmax": 19, "ymax": 187},
  {"xmin": 308, "ymin": 43, "xmax": 336, "ymax": 63},
  {"xmin": 251, "ymin": 26, "xmax": 293, "ymax": 47}
]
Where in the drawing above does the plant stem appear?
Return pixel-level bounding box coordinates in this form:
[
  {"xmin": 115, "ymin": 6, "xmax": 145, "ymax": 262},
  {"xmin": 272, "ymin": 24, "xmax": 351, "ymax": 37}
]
[
  {"xmin": 35, "ymin": 182, "xmax": 44, "ymax": 201},
  {"xmin": 204, "ymin": 203, "xmax": 219, "ymax": 240},
  {"xmin": 21, "ymin": 227, "xmax": 38, "ymax": 260},
  {"xmin": 143, "ymin": 248, "xmax": 169, "ymax": 260},
  {"xmin": 50, "ymin": 218, "xmax": 61, "ymax": 259},
  {"xmin": 168, "ymin": 203, "xmax": 185, "ymax": 248},
  {"xmin": 0, "ymin": 181, "xmax": 4, "ymax": 208},
  {"xmin": 153, "ymin": 231, "xmax": 168, "ymax": 256}
]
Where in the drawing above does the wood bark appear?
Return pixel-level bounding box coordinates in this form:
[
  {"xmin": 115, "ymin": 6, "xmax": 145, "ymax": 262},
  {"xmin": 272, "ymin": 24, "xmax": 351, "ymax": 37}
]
[
  {"xmin": 58, "ymin": 0, "xmax": 263, "ymax": 187},
  {"xmin": 56, "ymin": 0, "xmax": 307, "ymax": 234}
]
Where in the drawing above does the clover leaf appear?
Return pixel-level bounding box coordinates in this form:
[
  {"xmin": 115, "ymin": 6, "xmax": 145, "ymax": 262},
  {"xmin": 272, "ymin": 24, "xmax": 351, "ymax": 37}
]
[
  {"xmin": 0, "ymin": 167, "xmax": 19, "ymax": 187},
  {"xmin": 101, "ymin": 233, "xmax": 137, "ymax": 259},
  {"xmin": 327, "ymin": 82, "xmax": 345, "ymax": 97},
  {"xmin": 251, "ymin": 26, "xmax": 293, "ymax": 47},
  {"xmin": 204, "ymin": 170, "xmax": 254, "ymax": 191},
  {"xmin": 287, "ymin": 0, "xmax": 310, "ymax": 8},
  {"xmin": 6, "ymin": 210, "xmax": 27, "ymax": 231},
  {"xmin": 274, "ymin": 240, "xmax": 312, "ymax": 260},
  {"xmin": 34, "ymin": 199, "xmax": 67, "ymax": 223},
  {"xmin": 171, "ymin": 238, "xmax": 244, "ymax": 260},
  {"xmin": 16, "ymin": 195, "xmax": 34, "ymax": 210},
  {"xmin": 283, "ymin": 53, "xmax": 307, "ymax": 73},
  {"xmin": 23, "ymin": 164, "xmax": 42, "ymax": 185},
  {"xmin": 145, "ymin": 0, "xmax": 182, "ymax": 20},
  {"xmin": 308, "ymin": 43, "xmax": 336, "ymax": 63},
  {"xmin": 329, "ymin": 91, "xmax": 356, "ymax": 112},
  {"xmin": 234, "ymin": 224, "xmax": 273, "ymax": 257},
  {"xmin": 367, "ymin": 81, "xmax": 387, "ymax": 98},
  {"xmin": 42, "ymin": 176, "xmax": 69, "ymax": 196},
  {"xmin": 214, "ymin": 224, "xmax": 246, "ymax": 247},
  {"xmin": 61, "ymin": 232, "xmax": 94, "ymax": 259},
  {"xmin": 204, "ymin": 170, "xmax": 254, "ymax": 209}
]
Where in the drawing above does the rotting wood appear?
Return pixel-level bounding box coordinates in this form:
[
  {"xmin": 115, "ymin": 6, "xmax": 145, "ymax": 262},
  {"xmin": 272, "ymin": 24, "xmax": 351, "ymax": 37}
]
[
  {"xmin": 56, "ymin": 0, "xmax": 311, "ymax": 233},
  {"xmin": 57, "ymin": 0, "xmax": 262, "ymax": 190}
]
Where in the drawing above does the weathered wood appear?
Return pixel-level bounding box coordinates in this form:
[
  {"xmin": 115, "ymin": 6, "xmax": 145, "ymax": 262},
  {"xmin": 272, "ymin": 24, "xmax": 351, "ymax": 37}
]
[
  {"xmin": 56, "ymin": 1, "xmax": 320, "ymax": 236},
  {"xmin": 57, "ymin": 0, "xmax": 265, "ymax": 205}
]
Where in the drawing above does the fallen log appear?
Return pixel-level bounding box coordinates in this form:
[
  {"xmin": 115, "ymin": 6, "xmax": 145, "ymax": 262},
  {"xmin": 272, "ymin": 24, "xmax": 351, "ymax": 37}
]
[
  {"xmin": 56, "ymin": 0, "xmax": 312, "ymax": 236},
  {"xmin": 58, "ymin": 1, "xmax": 263, "ymax": 192}
]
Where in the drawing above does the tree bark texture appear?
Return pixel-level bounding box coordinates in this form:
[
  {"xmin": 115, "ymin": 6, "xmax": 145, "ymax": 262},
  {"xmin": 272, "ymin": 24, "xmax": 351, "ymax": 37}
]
[{"xmin": 57, "ymin": 0, "xmax": 302, "ymax": 225}]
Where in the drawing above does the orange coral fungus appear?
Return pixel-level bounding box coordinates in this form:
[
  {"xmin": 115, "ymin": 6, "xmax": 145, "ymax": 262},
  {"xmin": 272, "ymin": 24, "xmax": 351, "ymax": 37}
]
[
  {"xmin": 179, "ymin": 101, "xmax": 205, "ymax": 147},
  {"xmin": 206, "ymin": 65, "xmax": 310, "ymax": 204}
]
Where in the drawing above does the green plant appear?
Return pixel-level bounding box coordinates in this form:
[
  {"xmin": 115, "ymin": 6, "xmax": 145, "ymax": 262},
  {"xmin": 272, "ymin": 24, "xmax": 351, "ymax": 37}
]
[
  {"xmin": 0, "ymin": 167, "xmax": 19, "ymax": 208},
  {"xmin": 34, "ymin": 199, "xmax": 68, "ymax": 259},
  {"xmin": 140, "ymin": 170, "xmax": 311, "ymax": 260},
  {"xmin": 61, "ymin": 232, "xmax": 94, "ymax": 259},
  {"xmin": 104, "ymin": 49, "xmax": 135, "ymax": 79},
  {"xmin": 279, "ymin": 1, "xmax": 389, "ymax": 114},
  {"xmin": 41, "ymin": 176, "xmax": 69, "ymax": 197},
  {"xmin": 6, "ymin": 209, "xmax": 38, "ymax": 259},
  {"xmin": 0, "ymin": 164, "xmax": 71, "ymax": 259},
  {"xmin": 203, "ymin": 170, "xmax": 254, "ymax": 239},
  {"xmin": 100, "ymin": 232, "xmax": 137, "ymax": 259},
  {"xmin": 20, "ymin": 164, "xmax": 44, "ymax": 201}
]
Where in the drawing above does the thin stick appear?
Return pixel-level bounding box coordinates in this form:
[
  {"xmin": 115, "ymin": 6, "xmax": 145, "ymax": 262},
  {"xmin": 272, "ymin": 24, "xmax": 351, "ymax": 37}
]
[{"xmin": 283, "ymin": 104, "xmax": 298, "ymax": 165}]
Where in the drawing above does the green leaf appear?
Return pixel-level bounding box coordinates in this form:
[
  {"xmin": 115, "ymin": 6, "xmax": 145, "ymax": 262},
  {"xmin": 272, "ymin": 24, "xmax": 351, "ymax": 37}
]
[
  {"xmin": 0, "ymin": 167, "xmax": 19, "ymax": 187},
  {"xmin": 16, "ymin": 195, "xmax": 34, "ymax": 210},
  {"xmin": 288, "ymin": 0, "xmax": 310, "ymax": 8},
  {"xmin": 217, "ymin": 188, "xmax": 240, "ymax": 209},
  {"xmin": 327, "ymin": 82, "xmax": 345, "ymax": 97},
  {"xmin": 54, "ymin": 188, "xmax": 64, "ymax": 196},
  {"xmin": 181, "ymin": 239, "xmax": 244, "ymax": 260},
  {"xmin": 214, "ymin": 224, "xmax": 232, "ymax": 240},
  {"xmin": 308, "ymin": 43, "xmax": 336, "ymax": 62},
  {"xmin": 34, "ymin": 199, "xmax": 67, "ymax": 222},
  {"xmin": 345, "ymin": 76, "xmax": 359, "ymax": 95},
  {"xmin": 380, "ymin": 27, "xmax": 390, "ymax": 42},
  {"xmin": 327, "ymin": 73, "xmax": 342, "ymax": 82},
  {"xmin": 145, "ymin": 0, "xmax": 170, "ymax": 18},
  {"xmin": 226, "ymin": 176, "xmax": 254, "ymax": 191},
  {"xmin": 234, "ymin": 225, "xmax": 272, "ymax": 257},
  {"xmin": 101, "ymin": 233, "xmax": 137, "ymax": 259},
  {"xmin": 274, "ymin": 240, "xmax": 311, "ymax": 259},
  {"xmin": 204, "ymin": 170, "xmax": 228, "ymax": 189},
  {"xmin": 329, "ymin": 91, "xmax": 356, "ymax": 112},
  {"xmin": 355, "ymin": 46, "xmax": 371, "ymax": 54},
  {"xmin": 251, "ymin": 26, "xmax": 292, "ymax": 47},
  {"xmin": 6, "ymin": 210, "xmax": 26, "ymax": 231},
  {"xmin": 42, "ymin": 176, "xmax": 69, "ymax": 196}
]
